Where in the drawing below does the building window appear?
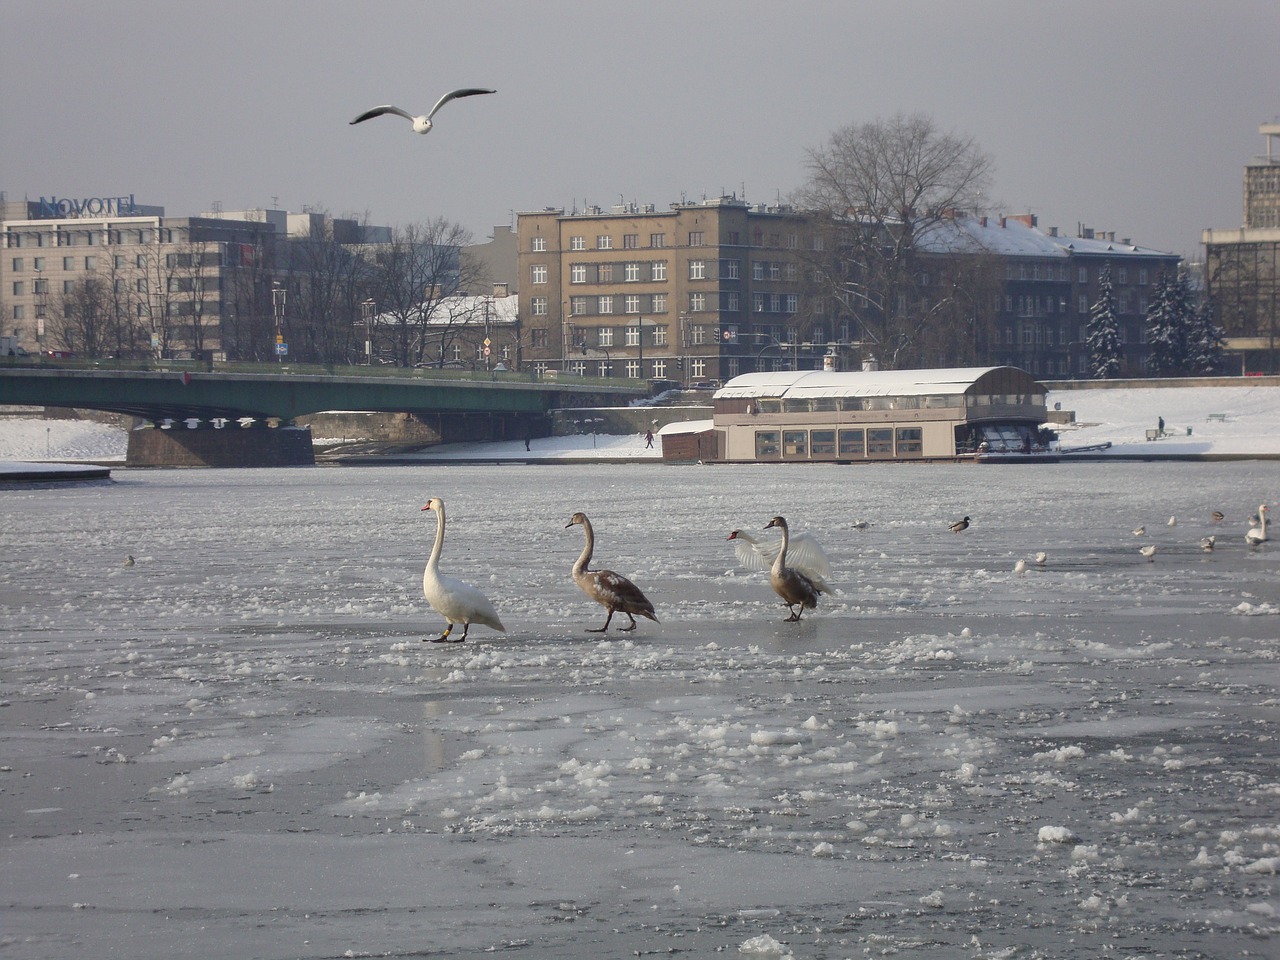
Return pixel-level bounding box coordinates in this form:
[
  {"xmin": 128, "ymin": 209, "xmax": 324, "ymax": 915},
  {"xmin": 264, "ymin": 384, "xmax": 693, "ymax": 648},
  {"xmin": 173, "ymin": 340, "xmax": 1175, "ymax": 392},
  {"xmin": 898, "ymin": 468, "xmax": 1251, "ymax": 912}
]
[
  {"xmin": 689, "ymin": 259, "xmax": 706, "ymax": 280},
  {"xmin": 63, "ymin": 257, "xmax": 75, "ymax": 270},
  {"xmin": 652, "ymin": 359, "xmax": 666, "ymax": 379},
  {"xmin": 625, "ymin": 361, "xmax": 640, "ymax": 379},
  {"xmin": 653, "ymin": 325, "xmax": 667, "ymax": 346},
  {"xmin": 895, "ymin": 427, "xmax": 923, "ymax": 457},
  {"xmin": 811, "ymin": 429, "xmax": 836, "ymax": 457},
  {"xmin": 11, "ymin": 281, "xmax": 23, "ymax": 296},
  {"xmin": 623, "ymin": 234, "xmax": 638, "ymax": 249},
  {"xmin": 691, "ymin": 325, "xmax": 707, "ymax": 345},
  {"xmin": 651, "ymin": 293, "xmax": 666, "ymax": 313},
  {"xmin": 691, "ymin": 358, "xmax": 706, "ymax": 379},
  {"xmin": 84, "ymin": 256, "xmax": 96, "ymax": 270},
  {"xmin": 570, "ymin": 264, "xmax": 586, "ymax": 284},
  {"xmin": 755, "ymin": 430, "xmax": 781, "ymax": 459},
  {"xmin": 753, "ymin": 261, "xmax": 765, "ymax": 281},
  {"xmin": 531, "ymin": 328, "xmax": 548, "ymax": 348},
  {"xmin": 531, "ymin": 236, "xmax": 546, "ymax": 252},
  {"xmin": 624, "ymin": 262, "xmax": 640, "ymax": 282},
  {"xmin": 625, "ymin": 295, "xmax": 640, "ymax": 314},
  {"xmin": 570, "ymin": 297, "xmax": 587, "ymax": 315},
  {"xmin": 689, "ymin": 292, "xmax": 706, "ymax": 312},
  {"xmin": 570, "ymin": 236, "xmax": 586, "ymax": 251},
  {"xmin": 598, "ymin": 327, "xmax": 613, "ymax": 347},
  {"xmin": 596, "ymin": 235, "xmax": 612, "ymax": 250},
  {"xmin": 1117, "ymin": 267, "xmax": 1128, "ymax": 284},
  {"xmin": 531, "ymin": 297, "xmax": 548, "ymax": 316},
  {"xmin": 530, "ymin": 264, "xmax": 548, "ymax": 284},
  {"xmin": 838, "ymin": 429, "xmax": 864, "ymax": 457},
  {"xmin": 625, "ymin": 326, "xmax": 640, "ymax": 346},
  {"xmin": 649, "ymin": 233, "xmax": 666, "ymax": 248},
  {"xmin": 688, "ymin": 231, "xmax": 705, "ymax": 246},
  {"xmin": 723, "ymin": 259, "xmax": 739, "ymax": 279},
  {"xmin": 784, "ymin": 295, "xmax": 798, "ymax": 314},
  {"xmin": 782, "ymin": 430, "xmax": 808, "ymax": 458},
  {"xmin": 753, "ymin": 293, "xmax": 765, "ymax": 313},
  {"xmin": 1078, "ymin": 266, "xmax": 1088, "ymax": 284},
  {"xmin": 598, "ymin": 296, "xmax": 613, "ymax": 314},
  {"xmin": 11, "ymin": 258, "xmax": 22, "ymax": 272},
  {"xmin": 651, "ymin": 261, "xmax": 666, "ymax": 281},
  {"xmin": 570, "ymin": 360, "xmax": 586, "ymax": 376},
  {"xmin": 598, "ymin": 263, "xmax": 613, "ymax": 283},
  {"xmin": 867, "ymin": 428, "xmax": 894, "ymax": 458},
  {"xmin": 725, "ymin": 292, "xmax": 740, "ymax": 312},
  {"xmin": 1138, "ymin": 268, "xmax": 1148, "ymax": 285}
]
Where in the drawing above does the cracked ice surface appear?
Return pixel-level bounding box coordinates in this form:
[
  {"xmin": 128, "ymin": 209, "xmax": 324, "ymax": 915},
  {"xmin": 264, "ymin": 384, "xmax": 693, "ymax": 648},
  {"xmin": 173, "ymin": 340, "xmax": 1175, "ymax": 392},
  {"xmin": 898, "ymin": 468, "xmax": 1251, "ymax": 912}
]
[{"xmin": 0, "ymin": 461, "xmax": 1276, "ymax": 959}]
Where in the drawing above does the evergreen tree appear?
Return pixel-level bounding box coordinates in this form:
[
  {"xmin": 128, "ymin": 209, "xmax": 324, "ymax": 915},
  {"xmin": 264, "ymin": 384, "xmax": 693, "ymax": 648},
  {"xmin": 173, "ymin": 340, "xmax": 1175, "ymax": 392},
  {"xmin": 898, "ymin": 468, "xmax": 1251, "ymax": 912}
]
[
  {"xmin": 1187, "ymin": 295, "xmax": 1227, "ymax": 375},
  {"xmin": 1086, "ymin": 264, "xmax": 1124, "ymax": 379},
  {"xmin": 1144, "ymin": 269, "xmax": 1182, "ymax": 376}
]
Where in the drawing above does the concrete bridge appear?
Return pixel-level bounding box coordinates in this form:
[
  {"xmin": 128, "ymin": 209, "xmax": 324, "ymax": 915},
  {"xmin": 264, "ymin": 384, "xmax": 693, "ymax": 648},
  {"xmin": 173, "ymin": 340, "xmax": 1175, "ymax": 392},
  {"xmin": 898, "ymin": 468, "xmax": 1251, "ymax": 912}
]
[{"xmin": 0, "ymin": 364, "xmax": 643, "ymax": 466}]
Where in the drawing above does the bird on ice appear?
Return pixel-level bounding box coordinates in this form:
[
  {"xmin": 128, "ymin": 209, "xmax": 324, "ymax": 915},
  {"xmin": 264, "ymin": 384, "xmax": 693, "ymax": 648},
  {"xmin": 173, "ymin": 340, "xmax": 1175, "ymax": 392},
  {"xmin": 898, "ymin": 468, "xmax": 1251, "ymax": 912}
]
[
  {"xmin": 1139, "ymin": 544, "xmax": 1157, "ymax": 562},
  {"xmin": 949, "ymin": 516, "xmax": 971, "ymax": 533},
  {"xmin": 350, "ymin": 88, "xmax": 496, "ymax": 134}
]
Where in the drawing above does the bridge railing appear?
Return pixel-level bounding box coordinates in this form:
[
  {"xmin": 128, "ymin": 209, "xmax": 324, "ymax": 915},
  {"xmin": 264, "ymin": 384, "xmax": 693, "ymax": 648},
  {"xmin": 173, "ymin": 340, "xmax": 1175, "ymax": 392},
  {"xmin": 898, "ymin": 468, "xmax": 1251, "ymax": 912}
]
[{"xmin": 0, "ymin": 355, "xmax": 637, "ymax": 391}]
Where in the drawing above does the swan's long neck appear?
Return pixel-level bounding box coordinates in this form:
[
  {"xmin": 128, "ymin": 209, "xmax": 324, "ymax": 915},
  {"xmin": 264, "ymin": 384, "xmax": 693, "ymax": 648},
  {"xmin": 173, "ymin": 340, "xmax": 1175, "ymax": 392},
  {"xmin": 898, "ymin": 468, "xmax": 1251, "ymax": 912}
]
[
  {"xmin": 1262, "ymin": 508, "xmax": 1269, "ymax": 536},
  {"xmin": 573, "ymin": 518, "xmax": 595, "ymax": 577},
  {"xmin": 772, "ymin": 522, "xmax": 790, "ymax": 574},
  {"xmin": 427, "ymin": 505, "xmax": 446, "ymax": 572}
]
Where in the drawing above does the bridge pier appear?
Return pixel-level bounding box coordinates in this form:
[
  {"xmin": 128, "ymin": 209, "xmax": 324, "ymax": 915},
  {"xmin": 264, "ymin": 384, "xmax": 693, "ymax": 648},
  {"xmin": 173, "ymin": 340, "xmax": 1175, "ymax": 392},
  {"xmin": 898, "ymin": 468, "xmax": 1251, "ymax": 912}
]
[{"xmin": 126, "ymin": 420, "xmax": 315, "ymax": 468}]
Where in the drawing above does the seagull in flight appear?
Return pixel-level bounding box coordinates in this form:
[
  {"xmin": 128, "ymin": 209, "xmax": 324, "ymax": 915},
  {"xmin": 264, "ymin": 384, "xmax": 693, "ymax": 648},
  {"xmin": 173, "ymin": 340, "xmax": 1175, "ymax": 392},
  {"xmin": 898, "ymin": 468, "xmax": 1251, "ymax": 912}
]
[{"xmin": 350, "ymin": 88, "xmax": 496, "ymax": 134}]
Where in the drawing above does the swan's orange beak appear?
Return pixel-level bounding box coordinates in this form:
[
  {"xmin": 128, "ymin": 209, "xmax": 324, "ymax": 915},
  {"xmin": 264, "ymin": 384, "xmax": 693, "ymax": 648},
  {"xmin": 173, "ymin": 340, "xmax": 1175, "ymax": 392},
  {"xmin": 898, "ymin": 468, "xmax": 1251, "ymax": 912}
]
[
  {"xmin": 421, "ymin": 502, "xmax": 433, "ymax": 512},
  {"xmin": 726, "ymin": 531, "xmax": 738, "ymax": 540}
]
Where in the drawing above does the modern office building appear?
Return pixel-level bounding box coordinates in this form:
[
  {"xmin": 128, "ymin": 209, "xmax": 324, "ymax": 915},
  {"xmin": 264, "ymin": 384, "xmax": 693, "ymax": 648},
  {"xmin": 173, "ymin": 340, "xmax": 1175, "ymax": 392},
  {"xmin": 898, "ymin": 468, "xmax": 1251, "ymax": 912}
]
[{"xmin": 1203, "ymin": 123, "xmax": 1280, "ymax": 374}]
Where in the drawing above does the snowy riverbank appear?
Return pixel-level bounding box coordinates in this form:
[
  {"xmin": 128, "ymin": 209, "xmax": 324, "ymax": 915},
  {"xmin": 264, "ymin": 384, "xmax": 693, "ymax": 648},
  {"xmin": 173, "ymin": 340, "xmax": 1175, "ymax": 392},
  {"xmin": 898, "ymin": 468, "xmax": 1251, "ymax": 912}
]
[{"xmin": 1, "ymin": 382, "xmax": 1277, "ymax": 468}]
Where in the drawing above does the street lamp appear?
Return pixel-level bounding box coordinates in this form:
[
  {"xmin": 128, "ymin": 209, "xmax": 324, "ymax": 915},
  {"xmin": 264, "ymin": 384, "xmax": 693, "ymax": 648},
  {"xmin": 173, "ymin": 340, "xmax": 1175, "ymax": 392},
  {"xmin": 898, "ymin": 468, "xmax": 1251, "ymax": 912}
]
[
  {"xmin": 361, "ymin": 298, "xmax": 376, "ymax": 364},
  {"xmin": 272, "ymin": 282, "xmax": 287, "ymax": 363}
]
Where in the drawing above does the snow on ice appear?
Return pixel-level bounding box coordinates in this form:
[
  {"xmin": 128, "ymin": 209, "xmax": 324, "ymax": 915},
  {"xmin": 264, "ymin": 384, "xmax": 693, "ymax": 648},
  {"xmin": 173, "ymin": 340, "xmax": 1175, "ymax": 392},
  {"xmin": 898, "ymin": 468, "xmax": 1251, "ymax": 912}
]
[{"xmin": 0, "ymin": 387, "xmax": 1277, "ymax": 959}]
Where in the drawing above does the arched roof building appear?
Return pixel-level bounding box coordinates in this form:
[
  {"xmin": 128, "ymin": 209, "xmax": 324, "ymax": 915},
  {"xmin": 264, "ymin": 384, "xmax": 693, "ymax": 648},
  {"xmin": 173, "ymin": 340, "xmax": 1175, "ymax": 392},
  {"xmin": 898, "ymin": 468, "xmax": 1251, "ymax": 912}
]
[{"xmin": 711, "ymin": 366, "xmax": 1047, "ymax": 462}]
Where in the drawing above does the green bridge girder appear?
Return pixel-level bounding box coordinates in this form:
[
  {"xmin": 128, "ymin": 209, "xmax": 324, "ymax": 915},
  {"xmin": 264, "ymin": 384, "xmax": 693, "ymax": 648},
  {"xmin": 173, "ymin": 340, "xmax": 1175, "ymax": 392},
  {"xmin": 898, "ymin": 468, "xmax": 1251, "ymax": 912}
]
[{"xmin": 0, "ymin": 367, "xmax": 642, "ymax": 423}]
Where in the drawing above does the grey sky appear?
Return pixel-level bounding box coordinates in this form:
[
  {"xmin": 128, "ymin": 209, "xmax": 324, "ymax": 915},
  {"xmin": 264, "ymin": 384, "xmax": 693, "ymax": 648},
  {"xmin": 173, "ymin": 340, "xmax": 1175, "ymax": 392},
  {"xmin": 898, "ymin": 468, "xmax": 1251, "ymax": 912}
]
[{"xmin": 3, "ymin": 0, "xmax": 1276, "ymax": 260}]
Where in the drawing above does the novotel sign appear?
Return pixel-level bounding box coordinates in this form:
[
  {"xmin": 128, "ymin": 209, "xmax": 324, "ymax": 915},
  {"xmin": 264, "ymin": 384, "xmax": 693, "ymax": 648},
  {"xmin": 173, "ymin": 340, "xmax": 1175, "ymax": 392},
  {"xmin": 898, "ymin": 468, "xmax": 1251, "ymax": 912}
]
[{"xmin": 35, "ymin": 194, "xmax": 140, "ymax": 218}]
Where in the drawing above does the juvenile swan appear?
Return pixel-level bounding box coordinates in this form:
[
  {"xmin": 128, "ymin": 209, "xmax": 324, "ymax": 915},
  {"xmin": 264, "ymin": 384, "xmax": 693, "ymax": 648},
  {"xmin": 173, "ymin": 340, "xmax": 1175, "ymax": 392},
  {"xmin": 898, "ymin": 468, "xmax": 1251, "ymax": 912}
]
[
  {"xmin": 764, "ymin": 515, "xmax": 828, "ymax": 622},
  {"xmin": 566, "ymin": 512, "xmax": 658, "ymax": 632}
]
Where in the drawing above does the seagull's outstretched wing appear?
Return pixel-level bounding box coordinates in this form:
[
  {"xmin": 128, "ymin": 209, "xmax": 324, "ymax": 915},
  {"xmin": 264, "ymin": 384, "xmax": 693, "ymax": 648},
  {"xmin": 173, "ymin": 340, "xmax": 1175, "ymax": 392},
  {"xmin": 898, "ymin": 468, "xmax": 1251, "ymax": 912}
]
[
  {"xmin": 350, "ymin": 105, "xmax": 415, "ymax": 125},
  {"xmin": 426, "ymin": 87, "xmax": 496, "ymax": 120}
]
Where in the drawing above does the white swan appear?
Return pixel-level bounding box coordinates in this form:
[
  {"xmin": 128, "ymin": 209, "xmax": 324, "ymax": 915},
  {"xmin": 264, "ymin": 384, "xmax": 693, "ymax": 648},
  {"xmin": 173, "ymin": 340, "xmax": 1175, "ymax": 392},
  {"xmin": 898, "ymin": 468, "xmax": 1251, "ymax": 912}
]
[
  {"xmin": 727, "ymin": 528, "xmax": 833, "ymax": 584},
  {"xmin": 351, "ymin": 88, "xmax": 495, "ymax": 134},
  {"xmin": 566, "ymin": 512, "xmax": 658, "ymax": 632},
  {"xmin": 1246, "ymin": 505, "xmax": 1269, "ymax": 545},
  {"xmin": 420, "ymin": 498, "xmax": 505, "ymax": 643},
  {"xmin": 763, "ymin": 516, "xmax": 829, "ymax": 621}
]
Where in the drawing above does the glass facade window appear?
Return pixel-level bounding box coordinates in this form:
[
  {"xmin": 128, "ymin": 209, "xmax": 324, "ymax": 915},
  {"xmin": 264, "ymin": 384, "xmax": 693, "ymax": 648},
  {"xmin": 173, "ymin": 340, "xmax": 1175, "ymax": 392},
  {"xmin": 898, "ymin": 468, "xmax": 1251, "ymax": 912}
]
[
  {"xmin": 837, "ymin": 429, "xmax": 864, "ymax": 457},
  {"xmin": 782, "ymin": 430, "xmax": 808, "ymax": 458},
  {"xmin": 754, "ymin": 430, "xmax": 780, "ymax": 459},
  {"xmin": 895, "ymin": 427, "xmax": 923, "ymax": 456},
  {"xmin": 811, "ymin": 430, "xmax": 836, "ymax": 458},
  {"xmin": 867, "ymin": 428, "xmax": 894, "ymax": 458}
]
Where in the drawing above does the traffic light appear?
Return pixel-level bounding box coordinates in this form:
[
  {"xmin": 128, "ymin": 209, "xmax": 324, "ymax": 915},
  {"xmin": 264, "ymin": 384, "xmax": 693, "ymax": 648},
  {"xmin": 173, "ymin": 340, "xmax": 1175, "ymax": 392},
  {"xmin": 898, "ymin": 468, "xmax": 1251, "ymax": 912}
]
[{"xmin": 676, "ymin": 357, "xmax": 684, "ymax": 370}]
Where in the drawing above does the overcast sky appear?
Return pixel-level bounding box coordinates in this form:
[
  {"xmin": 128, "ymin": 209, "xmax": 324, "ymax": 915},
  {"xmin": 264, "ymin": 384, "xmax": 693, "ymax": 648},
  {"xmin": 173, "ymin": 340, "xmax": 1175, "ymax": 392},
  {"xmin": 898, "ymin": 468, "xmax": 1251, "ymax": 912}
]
[{"xmin": 3, "ymin": 1, "xmax": 1276, "ymax": 260}]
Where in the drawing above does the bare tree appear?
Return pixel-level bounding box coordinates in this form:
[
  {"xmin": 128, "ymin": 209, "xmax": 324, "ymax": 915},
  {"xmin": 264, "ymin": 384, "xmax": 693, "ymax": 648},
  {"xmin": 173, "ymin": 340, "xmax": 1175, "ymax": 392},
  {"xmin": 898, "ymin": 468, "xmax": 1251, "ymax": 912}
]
[
  {"xmin": 796, "ymin": 113, "xmax": 994, "ymax": 368},
  {"xmin": 286, "ymin": 214, "xmax": 372, "ymax": 366},
  {"xmin": 49, "ymin": 277, "xmax": 111, "ymax": 357},
  {"xmin": 371, "ymin": 218, "xmax": 481, "ymax": 367}
]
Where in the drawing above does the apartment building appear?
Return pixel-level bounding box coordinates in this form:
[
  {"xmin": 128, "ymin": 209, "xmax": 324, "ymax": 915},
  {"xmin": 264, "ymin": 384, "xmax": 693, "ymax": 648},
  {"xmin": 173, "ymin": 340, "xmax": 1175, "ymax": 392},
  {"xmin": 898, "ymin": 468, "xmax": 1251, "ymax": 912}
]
[{"xmin": 516, "ymin": 197, "xmax": 816, "ymax": 383}]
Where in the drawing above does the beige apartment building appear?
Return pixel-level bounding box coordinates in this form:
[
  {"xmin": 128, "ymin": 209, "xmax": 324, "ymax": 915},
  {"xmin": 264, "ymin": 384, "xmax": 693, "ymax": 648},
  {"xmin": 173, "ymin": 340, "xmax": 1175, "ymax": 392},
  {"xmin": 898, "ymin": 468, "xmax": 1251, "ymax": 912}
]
[{"xmin": 516, "ymin": 197, "xmax": 820, "ymax": 384}]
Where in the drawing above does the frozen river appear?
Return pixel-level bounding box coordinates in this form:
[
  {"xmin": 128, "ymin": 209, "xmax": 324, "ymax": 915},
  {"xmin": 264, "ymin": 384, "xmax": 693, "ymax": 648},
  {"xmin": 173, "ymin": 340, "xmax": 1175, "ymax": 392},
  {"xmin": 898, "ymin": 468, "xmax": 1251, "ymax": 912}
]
[{"xmin": 1, "ymin": 462, "xmax": 1277, "ymax": 959}]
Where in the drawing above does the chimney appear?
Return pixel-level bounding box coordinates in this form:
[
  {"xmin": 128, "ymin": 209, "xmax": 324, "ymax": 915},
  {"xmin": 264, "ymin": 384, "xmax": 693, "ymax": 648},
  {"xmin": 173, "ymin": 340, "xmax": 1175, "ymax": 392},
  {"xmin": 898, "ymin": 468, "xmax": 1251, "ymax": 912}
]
[
  {"xmin": 999, "ymin": 216, "xmax": 1007, "ymax": 228},
  {"xmin": 492, "ymin": 282, "xmax": 509, "ymax": 298},
  {"xmin": 980, "ymin": 216, "xmax": 988, "ymax": 227},
  {"xmin": 1048, "ymin": 226, "xmax": 1059, "ymax": 237}
]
